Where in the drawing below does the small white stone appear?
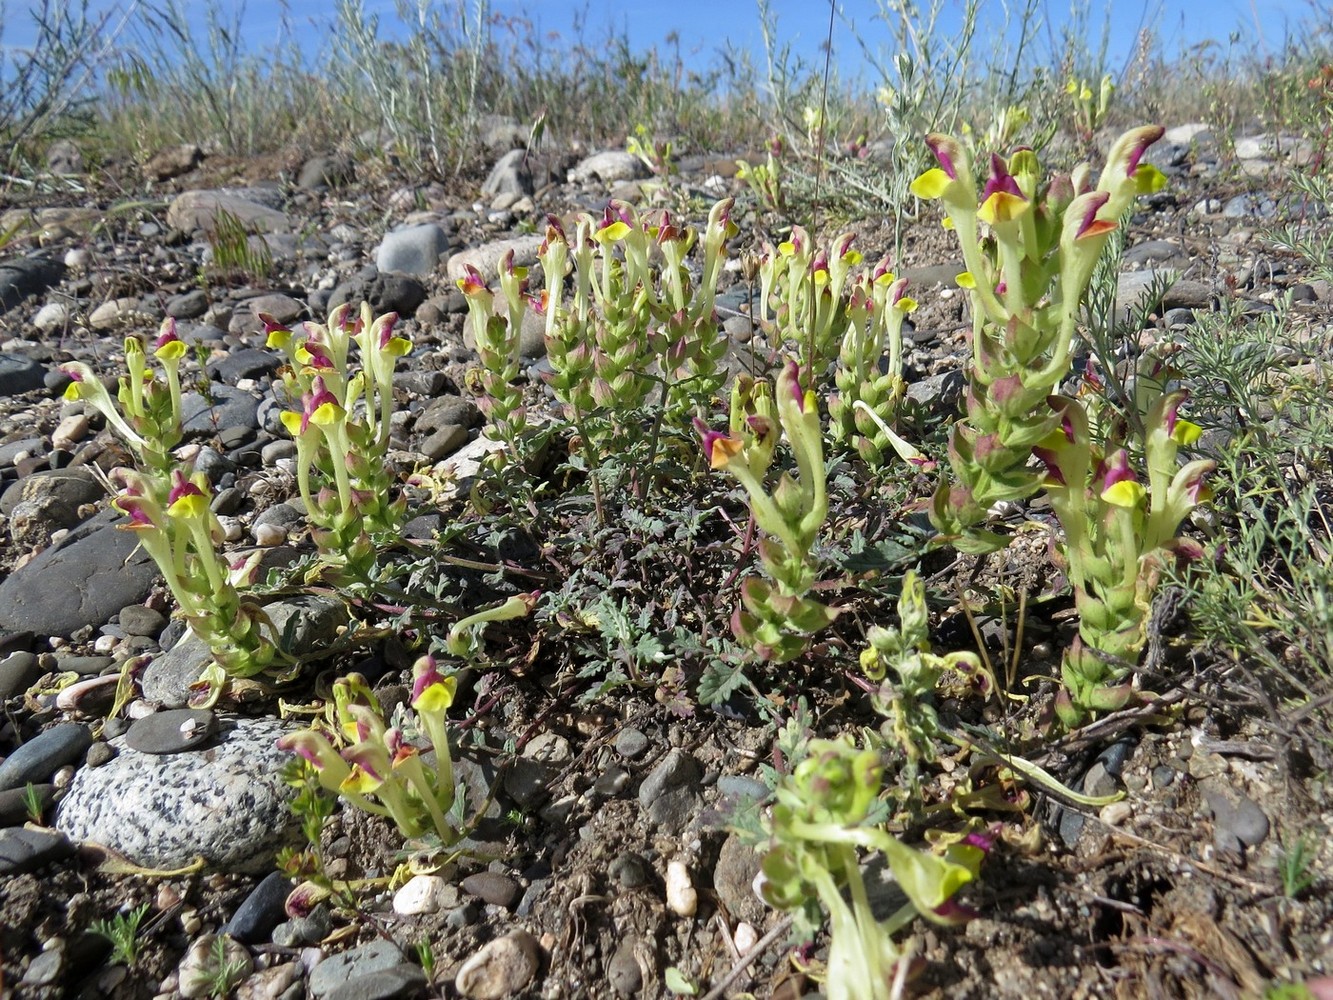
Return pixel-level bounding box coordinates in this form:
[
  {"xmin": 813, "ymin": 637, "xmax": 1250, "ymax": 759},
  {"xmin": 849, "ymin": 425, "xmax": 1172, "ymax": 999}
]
[
  {"xmin": 51, "ymin": 413, "xmax": 89, "ymax": 450},
  {"xmin": 734, "ymin": 922, "xmax": 759, "ymax": 953},
  {"xmin": 252, "ymin": 522, "xmax": 286, "ymax": 547},
  {"xmin": 93, "ymin": 634, "xmax": 118, "ymax": 654},
  {"xmin": 216, "ymin": 516, "xmax": 243, "ymax": 542},
  {"xmin": 33, "ymin": 302, "xmax": 69, "ymax": 334},
  {"xmin": 48, "ymin": 529, "xmax": 69, "ymax": 546},
  {"xmin": 1099, "ymin": 800, "xmax": 1133, "ymax": 827},
  {"xmin": 128, "ymin": 699, "xmax": 158, "ymax": 719},
  {"xmin": 665, "ymin": 860, "xmax": 697, "ymax": 918},
  {"xmin": 392, "ymin": 874, "xmax": 449, "ymax": 916},
  {"xmin": 64, "ymin": 247, "xmax": 91, "ymax": 270}
]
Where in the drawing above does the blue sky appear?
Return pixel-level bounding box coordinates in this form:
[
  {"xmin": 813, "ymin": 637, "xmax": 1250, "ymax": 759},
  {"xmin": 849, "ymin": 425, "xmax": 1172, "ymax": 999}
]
[{"xmin": 0, "ymin": 0, "xmax": 1322, "ymax": 82}]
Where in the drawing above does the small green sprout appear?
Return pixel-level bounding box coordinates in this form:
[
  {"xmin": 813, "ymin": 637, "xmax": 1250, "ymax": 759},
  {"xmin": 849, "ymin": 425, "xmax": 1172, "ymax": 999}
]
[{"xmin": 89, "ymin": 902, "xmax": 151, "ymax": 966}]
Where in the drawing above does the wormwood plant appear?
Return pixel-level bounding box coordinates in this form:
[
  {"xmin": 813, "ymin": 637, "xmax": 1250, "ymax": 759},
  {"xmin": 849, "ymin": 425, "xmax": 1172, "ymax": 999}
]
[{"xmin": 89, "ymin": 902, "xmax": 151, "ymax": 966}]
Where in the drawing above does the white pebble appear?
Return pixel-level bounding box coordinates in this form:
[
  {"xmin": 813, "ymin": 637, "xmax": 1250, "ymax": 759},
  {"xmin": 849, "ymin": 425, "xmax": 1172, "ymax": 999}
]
[
  {"xmin": 392, "ymin": 874, "xmax": 449, "ymax": 915},
  {"xmin": 455, "ymin": 931, "xmax": 541, "ymax": 999},
  {"xmin": 216, "ymin": 516, "xmax": 243, "ymax": 542},
  {"xmin": 665, "ymin": 860, "xmax": 697, "ymax": 918},
  {"xmin": 64, "ymin": 248, "xmax": 90, "ymax": 269},
  {"xmin": 93, "ymin": 634, "xmax": 118, "ymax": 654},
  {"xmin": 734, "ymin": 922, "xmax": 759, "ymax": 953},
  {"xmin": 1100, "ymin": 800, "xmax": 1133, "ymax": 827},
  {"xmin": 252, "ymin": 522, "xmax": 286, "ymax": 546}
]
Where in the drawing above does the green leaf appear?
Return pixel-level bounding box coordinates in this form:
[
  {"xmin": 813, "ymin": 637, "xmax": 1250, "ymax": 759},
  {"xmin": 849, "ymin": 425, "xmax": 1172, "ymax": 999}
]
[
  {"xmin": 697, "ymin": 658, "xmax": 748, "ymax": 706},
  {"xmin": 664, "ymin": 967, "xmax": 698, "ymax": 996}
]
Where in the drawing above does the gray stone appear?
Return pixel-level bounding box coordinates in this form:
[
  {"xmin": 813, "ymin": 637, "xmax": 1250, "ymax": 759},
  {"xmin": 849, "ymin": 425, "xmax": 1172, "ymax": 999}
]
[
  {"xmin": 329, "ymin": 272, "xmax": 428, "ymax": 318},
  {"xmin": 1203, "ymin": 780, "xmax": 1270, "ymax": 848},
  {"xmin": 141, "ymin": 595, "xmax": 346, "ymax": 707},
  {"xmin": 46, "ymin": 138, "xmax": 83, "ymax": 175},
  {"xmin": 125, "ymin": 708, "xmax": 218, "ymax": 754},
  {"xmin": 52, "ymin": 654, "xmax": 112, "ymax": 675},
  {"xmin": 308, "ymin": 939, "xmax": 406, "ymax": 999},
  {"xmin": 166, "ymin": 289, "xmax": 210, "ymax": 319},
  {"xmin": 608, "ymin": 852, "xmax": 651, "ymax": 889},
  {"xmin": 167, "ymin": 188, "xmax": 291, "ymax": 234},
  {"xmin": 19, "ymin": 945, "xmax": 63, "ymax": 986},
  {"xmin": 376, "ymin": 223, "xmax": 450, "ymax": 277},
  {"xmin": 180, "ymin": 385, "xmax": 261, "ymax": 435},
  {"xmin": 326, "ymin": 966, "xmax": 428, "ymax": 1000},
  {"xmin": 55, "ymin": 717, "xmax": 301, "ymax": 873},
  {"xmin": 568, "ymin": 150, "xmax": 646, "ymax": 185},
  {"xmin": 502, "ymin": 758, "xmax": 548, "ymax": 809},
  {"xmin": 1222, "ymin": 193, "xmax": 1278, "ymax": 219},
  {"xmin": 0, "ymin": 507, "xmax": 160, "ymax": 635},
  {"xmin": 206, "ymin": 348, "xmax": 281, "ymax": 383},
  {"xmin": 416, "ymin": 395, "xmax": 480, "ymax": 434},
  {"xmin": 0, "ymin": 826, "xmax": 74, "ymax": 876},
  {"xmin": 0, "ymin": 467, "xmax": 102, "ymax": 516},
  {"xmin": 905, "ymin": 370, "xmax": 964, "ymax": 413},
  {"xmin": 222, "ymin": 871, "xmax": 293, "ymax": 944},
  {"xmin": 0, "ymin": 354, "xmax": 47, "ymax": 396},
  {"xmin": 614, "ymin": 728, "xmax": 649, "ymax": 759},
  {"xmin": 247, "ymin": 293, "xmax": 306, "ymax": 324},
  {"xmin": 0, "ymin": 650, "xmax": 41, "ymax": 702},
  {"xmin": 119, "ymin": 604, "xmax": 167, "ymax": 637},
  {"xmin": 0, "ymin": 256, "xmax": 64, "ymax": 314},
  {"xmin": 445, "ymin": 236, "xmax": 544, "ymax": 284},
  {"xmin": 716, "ymin": 774, "xmax": 767, "ymax": 802},
  {"xmin": 639, "ymin": 749, "xmax": 699, "ymax": 803},
  {"xmin": 1122, "ymin": 240, "xmax": 1188, "ymax": 268},
  {"xmin": 0, "ymin": 722, "xmax": 92, "ymax": 791},
  {"xmin": 607, "ymin": 937, "xmax": 644, "ymax": 997},
  {"xmin": 418, "ymin": 424, "xmax": 468, "ymax": 461},
  {"xmin": 0, "ymin": 782, "xmax": 54, "ymax": 826},
  {"xmin": 1082, "ymin": 762, "xmax": 1118, "ymax": 799},
  {"xmin": 89, "ymin": 297, "xmax": 158, "ymax": 330},
  {"xmin": 482, "ymin": 149, "xmax": 534, "ymax": 198},
  {"xmin": 461, "ymin": 871, "xmax": 522, "ymax": 908},
  {"xmin": 0, "ymin": 437, "xmax": 42, "ymax": 466}
]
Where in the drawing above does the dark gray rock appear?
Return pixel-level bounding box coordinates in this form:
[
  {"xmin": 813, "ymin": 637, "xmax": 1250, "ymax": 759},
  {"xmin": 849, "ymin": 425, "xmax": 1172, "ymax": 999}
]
[
  {"xmin": 0, "ymin": 256, "xmax": 64, "ymax": 313},
  {"xmin": 330, "ymin": 272, "xmax": 428, "ymax": 318},
  {"xmin": 0, "ymin": 826, "xmax": 74, "ymax": 876},
  {"xmin": 118, "ymin": 604, "xmax": 167, "ymax": 638},
  {"xmin": 308, "ymin": 939, "xmax": 407, "ymax": 999},
  {"xmin": 221, "ymin": 871, "xmax": 293, "ymax": 944},
  {"xmin": 246, "ymin": 292, "xmax": 306, "ymax": 324},
  {"xmin": 206, "ymin": 347, "xmax": 282, "ymax": 383},
  {"xmin": 0, "ymin": 354, "xmax": 48, "ymax": 396},
  {"xmin": 417, "ymin": 425, "xmax": 468, "ymax": 461},
  {"xmin": 0, "ymin": 508, "xmax": 159, "ymax": 637},
  {"xmin": 0, "ymin": 467, "xmax": 102, "ymax": 516},
  {"xmin": 416, "ymin": 395, "xmax": 481, "ymax": 433},
  {"xmin": 125, "ymin": 709, "xmax": 218, "ymax": 754},
  {"xmin": 607, "ymin": 936, "xmax": 644, "ymax": 997},
  {"xmin": 0, "ymin": 722, "xmax": 92, "ymax": 790},
  {"xmin": 0, "ymin": 782, "xmax": 55, "ymax": 826},
  {"xmin": 1204, "ymin": 780, "xmax": 1270, "ymax": 848},
  {"xmin": 180, "ymin": 384, "xmax": 261, "ymax": 435},
  {"xmin": 166, "ymin": 289, "xmax": 209, "ymax": 319},
  {"xmin": 0, "ymin": 650, "xmax": 41, "ymax": 702},
  {"xmin": 638, "ymin": 749, "xmax": 701, "ymax": 833}
]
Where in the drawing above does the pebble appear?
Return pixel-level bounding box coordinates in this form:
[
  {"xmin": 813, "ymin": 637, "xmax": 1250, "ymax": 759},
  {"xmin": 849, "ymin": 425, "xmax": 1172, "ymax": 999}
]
[
  {"xmin": 0, "ymin": 826, "xmax": 75, "ymax": 876},
  {"xmin": 461, "ymin": 871, "xmax": 523, "ymax": 909},
  {"xmin": 665, "ymin": 859, "xmax": 698, "ymax": 917},
  {"xmin": 0, "ymin": 650, "xmax": 42, "ymax": 701},
  {"xmin": 124, "ymin": 709, "xmax": 218, "ymax": 754},
  {"xmin": 613, "ymin": 727, "xmax": 649, "ymax": 759},
  {"xmin": 392, "ymin": 873, "xmax": 452, "ymax": 915},
  {"xmin": 119, "ymin": 604, "xmax": 168, "ymax": 637},
  {"xmin": 734, "ymin": 922, "xmax": 759, "ymax": 953},
  {"xmin": 608, "ymin": 852, "xmax": 651, "ymax": 890},
  {"xmin": 607, "ymin": 937, "xmax": 644, "ymax": 997},
  {"xmin": 637, "ymin": 749, "xmax": 701, "ymax": 833},
  {"xmin": 222, "ymin": 872, "xmax": 294, "ymax": 944},
  {"xmin": 0, "ymin": 722, "xmax": 92, "ymax": 791},
  {"xmin": 325, "ymin": 965, "xmax": 427, "ymax": 1000},
  {"xmin": 1203, "ymin": 779, "xmax": 1270, "ymax": 847},
  {"xmin": 454, "ymin": 930, "xmax": 541, "ymax": 1000}
]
